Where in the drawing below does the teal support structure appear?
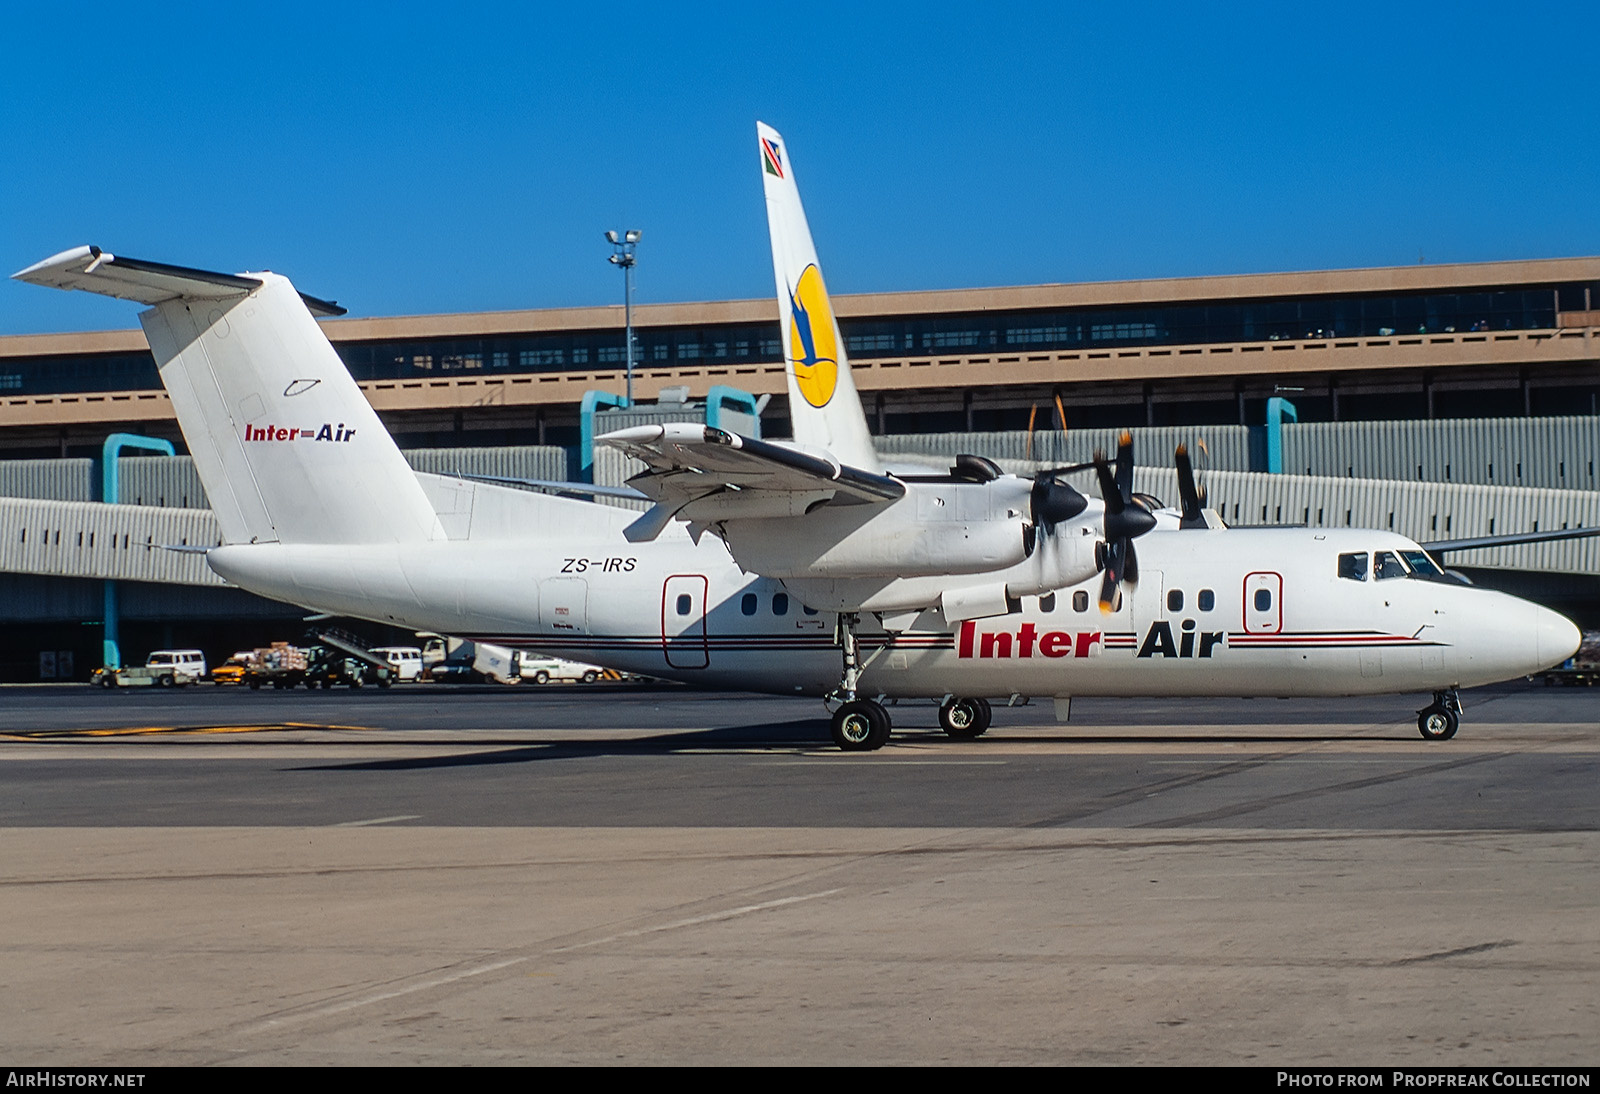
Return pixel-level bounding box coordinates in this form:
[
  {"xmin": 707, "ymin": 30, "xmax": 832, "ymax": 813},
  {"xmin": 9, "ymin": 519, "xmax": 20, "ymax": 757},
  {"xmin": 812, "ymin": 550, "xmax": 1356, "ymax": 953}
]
[
  {"xmin": 579, "ymin": 390, "xmax": 631, "ymax": 483},
  {"xmin": 1264, "ymin": 397, "xmax": 1297, "ymax": 475},
  {"xmin": 704, "ymin": 385, "xmax": 761, "ymax": 439},
  {"xmin": 99, "ymin": 433, "xmax": 177, "ymax": 669}
]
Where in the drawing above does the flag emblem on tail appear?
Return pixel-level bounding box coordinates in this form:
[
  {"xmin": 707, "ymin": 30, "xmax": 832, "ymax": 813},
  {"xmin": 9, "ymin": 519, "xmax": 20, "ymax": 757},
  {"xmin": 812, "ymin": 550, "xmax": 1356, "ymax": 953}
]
[
  {"xmin": 787, "ymin": 264, "xmax": 838, "ymax": 408},
  {"xmin": 761, "ymin": 137, "xmax": 784, "ymax": 178}
]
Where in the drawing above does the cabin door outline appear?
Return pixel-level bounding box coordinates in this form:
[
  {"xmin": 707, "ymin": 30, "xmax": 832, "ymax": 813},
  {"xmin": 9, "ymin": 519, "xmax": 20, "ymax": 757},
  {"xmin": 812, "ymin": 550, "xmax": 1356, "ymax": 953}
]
[{"xmin": 661, "ymin": 574, "xmax": 710, "ymax": 669}]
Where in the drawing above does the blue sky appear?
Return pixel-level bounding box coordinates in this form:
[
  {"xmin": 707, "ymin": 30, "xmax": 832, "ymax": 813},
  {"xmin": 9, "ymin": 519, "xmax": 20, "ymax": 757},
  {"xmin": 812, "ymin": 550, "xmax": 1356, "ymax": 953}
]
[{"xmin": 4, "ymin": 1, "xmax": 1597, "ymax": 334}]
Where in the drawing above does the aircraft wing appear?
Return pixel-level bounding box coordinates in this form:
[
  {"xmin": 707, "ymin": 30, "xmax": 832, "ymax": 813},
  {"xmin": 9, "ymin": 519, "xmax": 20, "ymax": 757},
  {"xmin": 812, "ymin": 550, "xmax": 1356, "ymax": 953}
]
[
  {"xmin": 1422, "ymin": 526, "xmax": 1600, "ymax": 555},
  {"xmin": 598, "ymin": 423, "xmax": 904, "ymax": 542},
  {"xmin": 449, "ymin": 472, "xmax": 648, "ymax": 501}
]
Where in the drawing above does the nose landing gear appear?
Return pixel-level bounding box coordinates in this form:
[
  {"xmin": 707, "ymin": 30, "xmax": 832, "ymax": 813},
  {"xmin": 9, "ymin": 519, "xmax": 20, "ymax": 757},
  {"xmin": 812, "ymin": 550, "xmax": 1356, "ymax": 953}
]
[{"xmin": 1417, "ymin": 688, "xmax": 1462, "ymax": 740}]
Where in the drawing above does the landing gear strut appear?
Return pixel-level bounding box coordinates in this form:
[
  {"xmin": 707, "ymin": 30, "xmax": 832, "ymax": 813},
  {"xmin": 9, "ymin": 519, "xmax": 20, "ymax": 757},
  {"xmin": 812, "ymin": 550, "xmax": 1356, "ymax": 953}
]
[
  {"xmin": 939, "ymin": 696, "xmax": 992, "ymax": 740},
  {"xmin": 828, "ymin": 612, "xmax": 891, "ymax": 751},
  {"xmin": 1417, "ymin": 688, "xmax": 1462, "ymax": 741}
]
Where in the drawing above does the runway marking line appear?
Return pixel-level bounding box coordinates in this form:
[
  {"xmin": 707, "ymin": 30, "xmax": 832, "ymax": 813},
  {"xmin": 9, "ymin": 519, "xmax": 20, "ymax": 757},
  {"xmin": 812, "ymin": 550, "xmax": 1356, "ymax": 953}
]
[
  {"xmin": 243, "ymin": 887, "xmax": 842, "ymax": 1033},
  {"xmin": 549, "ymin": 888, "xmax": 844, "ymax": 952},
  {"xmin": 0, "ymin": 721, "xmax": 379, "ymax": 740},
  {"xmin": 333, "ymin": 815, "xmax": 424, "ymax": 827}
]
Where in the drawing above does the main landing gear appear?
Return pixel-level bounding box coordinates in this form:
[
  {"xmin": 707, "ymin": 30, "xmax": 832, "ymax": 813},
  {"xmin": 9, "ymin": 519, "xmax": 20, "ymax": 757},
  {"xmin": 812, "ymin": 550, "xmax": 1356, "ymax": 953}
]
[
  {"xmin": 831, "ymin": 700, "xmax": 891, "ymax": 751},
  {"xmin": 824, "ymin": 613, "xmax": 998, "ymax": 751},
  {"xmin": 939, "ymin": 696, "xmax": 992, "ymax": 740},
  {"xmin": 829, "ymin": 612, "xmax": 892, "ymax": 751},
  {"xmin": 1417, "ymin": 688, "xmax": 1463, "ymax": 741}
]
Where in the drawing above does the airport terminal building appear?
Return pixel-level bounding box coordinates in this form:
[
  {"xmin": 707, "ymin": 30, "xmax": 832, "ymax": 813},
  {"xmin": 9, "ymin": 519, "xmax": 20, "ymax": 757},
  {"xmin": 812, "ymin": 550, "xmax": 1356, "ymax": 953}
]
[{"xmin": 1, "ymin": 255, "xmax": 1597, "ymax": 679}]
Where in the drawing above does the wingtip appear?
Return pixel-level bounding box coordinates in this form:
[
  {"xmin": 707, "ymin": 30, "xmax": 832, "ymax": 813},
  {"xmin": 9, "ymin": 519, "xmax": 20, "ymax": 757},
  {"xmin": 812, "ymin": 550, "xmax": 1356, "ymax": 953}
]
[{"xmin": 12, "ymin": 244, "xmax": 101, "ymax": 283}]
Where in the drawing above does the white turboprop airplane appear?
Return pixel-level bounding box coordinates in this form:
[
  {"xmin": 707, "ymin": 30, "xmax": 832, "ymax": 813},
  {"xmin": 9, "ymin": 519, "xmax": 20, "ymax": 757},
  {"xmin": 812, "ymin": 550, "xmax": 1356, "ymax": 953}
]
[{"xmin": 12, "ymin": 123, "xmax": 1582, "ymax": 750}]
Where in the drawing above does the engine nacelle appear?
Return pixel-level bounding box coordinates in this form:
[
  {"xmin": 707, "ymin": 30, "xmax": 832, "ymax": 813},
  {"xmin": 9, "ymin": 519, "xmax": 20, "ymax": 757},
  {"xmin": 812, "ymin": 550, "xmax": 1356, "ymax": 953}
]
[
  {"xmin": 720, "ymin": 479, "xmax": 1034, "ymax": 578},
  {"xmin": 1005, "ymin": 520, "xmax": 1102, "ymax": 600}
]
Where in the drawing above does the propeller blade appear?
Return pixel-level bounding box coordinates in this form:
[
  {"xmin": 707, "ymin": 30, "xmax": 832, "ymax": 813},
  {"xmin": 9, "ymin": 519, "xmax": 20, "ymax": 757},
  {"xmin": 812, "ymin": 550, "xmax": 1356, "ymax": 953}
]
[
  {"xmin": 1123, "ymin": 539, "xmax": 1140, "ymax": 588},
  {"xmin": 1113, "ymin": 431, "xmax": 1134, "ymax": 501},
  {"xmin": 1097, "ymin": 563, "xmax": 1120, "ymax": 613},
  {"xmin": 1175, "ymin": 445, "xmax": 1202, "ymax": 521},
  {"xmin": 1174, "ymin": 443, "xmax": 1212, "ymax": 528},
  {"xmin": 1035, "ymin": 460, "xmax": 1097, "ymax": 477},
  {"xmin": 1093, "ymin": 451, "xmax": 1124, "ymax": 515}
]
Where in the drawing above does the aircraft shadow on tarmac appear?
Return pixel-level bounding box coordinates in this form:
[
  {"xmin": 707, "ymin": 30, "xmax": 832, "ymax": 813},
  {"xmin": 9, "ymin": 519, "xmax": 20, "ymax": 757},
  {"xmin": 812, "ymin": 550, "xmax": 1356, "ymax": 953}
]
[{"xmin": 290, "ymin": 718, "xmax": 1435, "ymax": 772}]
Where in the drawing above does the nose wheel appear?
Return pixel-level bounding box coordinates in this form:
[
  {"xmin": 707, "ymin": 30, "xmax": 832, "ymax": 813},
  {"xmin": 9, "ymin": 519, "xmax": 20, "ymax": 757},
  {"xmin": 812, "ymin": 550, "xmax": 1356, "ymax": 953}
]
[
  {"xmin": 1417, "ymin": 688, "xmax": 1462, "ymax": 740},
  {"xmin": 939, "ymin": 696, "xmax": 992, "ymax": 739}
]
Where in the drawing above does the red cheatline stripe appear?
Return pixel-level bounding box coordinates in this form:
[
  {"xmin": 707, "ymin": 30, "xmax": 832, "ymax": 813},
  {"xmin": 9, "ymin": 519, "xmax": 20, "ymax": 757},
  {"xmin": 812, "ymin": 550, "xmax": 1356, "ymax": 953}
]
[{"xmin": 1229, "ymin": 634, "xmax": 1421, "ymax": 644}]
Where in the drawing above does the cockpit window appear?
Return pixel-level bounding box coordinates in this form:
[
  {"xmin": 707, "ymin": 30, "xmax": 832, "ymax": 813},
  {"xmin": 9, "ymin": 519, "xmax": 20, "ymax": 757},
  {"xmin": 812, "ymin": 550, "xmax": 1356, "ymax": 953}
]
[
  {"xmin": 1338, "ymin": 552, "xmax": 1369, "ymax": 581},
  {"xmin": 1400, "ymin": 550, "xmax": 1444, "ymax": 578},
  {"xmin": 1374, "ymin": 550, "xmax": 1409, "ymax": 580}
]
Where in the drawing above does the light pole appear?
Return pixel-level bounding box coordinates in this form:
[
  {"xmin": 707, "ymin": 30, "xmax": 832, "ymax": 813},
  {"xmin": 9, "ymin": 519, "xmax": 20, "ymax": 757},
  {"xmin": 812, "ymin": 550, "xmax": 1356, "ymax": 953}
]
[{"xmin": 606, "ymin": 229, "xmax": 641, "ymax": 405}]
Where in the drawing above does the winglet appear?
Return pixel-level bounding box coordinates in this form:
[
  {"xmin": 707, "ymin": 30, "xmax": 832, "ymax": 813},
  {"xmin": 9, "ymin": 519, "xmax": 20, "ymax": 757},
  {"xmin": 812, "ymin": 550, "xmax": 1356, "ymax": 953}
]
[{"xmin": 758, "ymin": 123, "xmax": 882, "ymax": 473}]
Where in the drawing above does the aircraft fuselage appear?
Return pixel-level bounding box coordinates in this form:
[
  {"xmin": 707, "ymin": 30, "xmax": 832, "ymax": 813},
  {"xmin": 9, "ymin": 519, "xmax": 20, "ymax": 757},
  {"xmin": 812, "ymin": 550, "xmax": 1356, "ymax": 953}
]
[{"xmin": 206, "ymin": 522, "xmax": 1577, "ymax": 701}]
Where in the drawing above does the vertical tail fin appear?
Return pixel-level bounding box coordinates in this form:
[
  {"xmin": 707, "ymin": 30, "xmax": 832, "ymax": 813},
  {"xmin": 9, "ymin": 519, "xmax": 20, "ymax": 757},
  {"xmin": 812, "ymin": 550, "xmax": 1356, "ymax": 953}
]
[
  {"xmin": 758, "ymin": 123, "xmax": 882, "ymax": 472},
  {"xmin": 14, "ymin": 246, "xmax": 445, "ymax": 546}
]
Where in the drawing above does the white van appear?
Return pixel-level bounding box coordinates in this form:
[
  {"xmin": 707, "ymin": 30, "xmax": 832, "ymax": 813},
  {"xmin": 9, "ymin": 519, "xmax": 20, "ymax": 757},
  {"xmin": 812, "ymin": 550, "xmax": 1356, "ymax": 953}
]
[
  {"xmin": 372, "ymin": 646, "xmax": 424, "ymax": 682},
  {"xmin": 520, "ymin": 656, "xmax": 603, "ymax": 685},
  {"xmin": 146, "ymin": 649, "xmax": 208, "ymax": 680}
]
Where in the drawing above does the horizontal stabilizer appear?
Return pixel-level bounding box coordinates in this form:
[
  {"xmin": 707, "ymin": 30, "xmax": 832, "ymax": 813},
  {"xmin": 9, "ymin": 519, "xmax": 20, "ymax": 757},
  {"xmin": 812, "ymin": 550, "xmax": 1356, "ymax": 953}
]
[{"xmin": 12, "ymin": 245, "xmax": 346, "ymax": 316}]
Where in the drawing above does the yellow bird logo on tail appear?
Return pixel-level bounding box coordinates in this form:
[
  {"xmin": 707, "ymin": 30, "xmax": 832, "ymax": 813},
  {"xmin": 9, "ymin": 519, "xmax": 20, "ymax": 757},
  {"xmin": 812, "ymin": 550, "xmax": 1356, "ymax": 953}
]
[{"xmin": 787, "ymin": 264, "xmax": 838, "ymax": 408}]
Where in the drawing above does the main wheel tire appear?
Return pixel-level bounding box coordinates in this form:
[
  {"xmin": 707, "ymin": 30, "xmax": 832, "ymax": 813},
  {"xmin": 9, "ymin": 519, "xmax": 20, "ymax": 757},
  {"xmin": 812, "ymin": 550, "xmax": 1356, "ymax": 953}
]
[
  {"xmin": 831, "ymin": 700, "xmax": 891, "ymax": 752},
  {"xmin": 582, "ymin": 670, "xmax": 598, "ymax": 684},
  {"xmin": 939, "ymin": 696, "xmax": 992, "ymax": 739},
  {"xmin": 533, "ymin": 670, "xmax": 550, "ymax": 685},
  {"xmin": 156, "ymin": 674, "xmax": 173, "ymax": 688},
  {"xmin": 1417, "ymin": 705, "xmax": 1460, "ymax": 741}
]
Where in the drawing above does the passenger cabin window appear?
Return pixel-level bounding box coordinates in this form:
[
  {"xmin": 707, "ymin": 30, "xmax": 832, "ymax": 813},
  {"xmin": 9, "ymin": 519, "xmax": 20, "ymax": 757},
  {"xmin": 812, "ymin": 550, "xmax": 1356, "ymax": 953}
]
[
  {"xmin": 1254, "ymin": 588, "xmax": 1273, "ymax": 612},
  {"xmin": 1374, "ymin": 551, "xmax": 1409, "ymax": 580},
  {"xmin": 1073, "ymin": 590, "xmax": 1089, "ymax": 612},
  {"xmin": 676, "ymin": 594, "xmax": 692, "ymax": 615},
  {"xmin": 1338, "ymin": 552, "xmax": 1369, "ymax": 581},
  {"xmin": 1040, "ymin": 593, "xmax": 1056, "ymax": 613},
  {"xmin": 773, "ymin": 593, "xmax": 789, "ymax": 616},
  {"xmin": 1198, "ymin": 589, "xmax": 1214, "ymax": 611},
  {"xmin": 1167, "ymin": 589, "xmax": 1183, "ymax": 612},
  {"xmin": 740, "ymin": 593, "xmax": 758, "ymax": 616}
]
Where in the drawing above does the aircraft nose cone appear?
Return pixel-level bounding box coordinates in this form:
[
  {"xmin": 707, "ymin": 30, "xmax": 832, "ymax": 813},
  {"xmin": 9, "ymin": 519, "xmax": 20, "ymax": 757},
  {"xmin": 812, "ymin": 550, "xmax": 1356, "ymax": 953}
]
[{"xmin": 1535, "ymin": 606, "xmax": 1583, "ymax": 670}]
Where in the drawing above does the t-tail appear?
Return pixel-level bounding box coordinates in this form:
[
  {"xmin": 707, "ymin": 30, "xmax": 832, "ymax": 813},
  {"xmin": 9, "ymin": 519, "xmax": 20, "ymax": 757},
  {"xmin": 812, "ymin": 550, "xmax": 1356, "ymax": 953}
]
[
  {"xmin": 12, "ymin": 246, "xmax": 446, "ymax": 547},
  {"xmin": 758, "ymin": 122, "xmax": 882, "ymax": 473}
]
